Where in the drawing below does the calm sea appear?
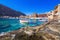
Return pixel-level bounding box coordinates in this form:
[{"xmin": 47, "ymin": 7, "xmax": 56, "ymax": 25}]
[{"xmin": 0, "ymin": 18, "xmax": 44, "ymax": 33}]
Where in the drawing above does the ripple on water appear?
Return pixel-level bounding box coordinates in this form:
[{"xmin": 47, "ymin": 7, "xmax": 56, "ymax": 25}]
[{"xmin": 0, "ymin": 18, "xmax": 44, "ymax": 33}]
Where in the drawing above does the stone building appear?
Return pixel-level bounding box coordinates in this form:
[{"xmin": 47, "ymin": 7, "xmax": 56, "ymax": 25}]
[
  {"xmin": 32, "ymin": 13, "xmax": 38, "ymax": 17},
  {"xmin": 30, "ymin": 13, "xmax": 38, "ymax": 18}
]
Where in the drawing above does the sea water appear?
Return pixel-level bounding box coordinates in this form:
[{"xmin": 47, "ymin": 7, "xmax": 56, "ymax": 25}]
[{"xmin": 0, "ymin": 18, "xmax": 44, "ymax": 33}]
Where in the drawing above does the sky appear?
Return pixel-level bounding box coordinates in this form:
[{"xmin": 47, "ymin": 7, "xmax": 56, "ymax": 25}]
[{"xmin": 0, "ymin": 0, "xmax": 60, "ymax": 15}]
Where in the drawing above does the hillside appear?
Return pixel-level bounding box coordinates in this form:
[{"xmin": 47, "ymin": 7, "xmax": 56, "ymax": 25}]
[{"xmin": 0, "ymin": 4, "xmax": 26, "ymax": 17}]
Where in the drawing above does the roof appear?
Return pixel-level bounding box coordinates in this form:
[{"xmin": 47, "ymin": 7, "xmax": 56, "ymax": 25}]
[{"xmin": 38, "ymin": 14, "xmax": 48, "ymax": 17}]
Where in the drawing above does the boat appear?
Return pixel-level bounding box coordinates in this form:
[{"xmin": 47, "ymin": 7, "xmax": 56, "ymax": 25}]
[{"xmin": 19, "ymin": 20, "xmax": 29, "ymax": 24}]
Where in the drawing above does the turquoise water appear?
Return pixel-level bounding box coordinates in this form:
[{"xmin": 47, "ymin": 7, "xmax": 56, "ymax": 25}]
[{"xmin": 0, "ymin": 18, "xmax": 44, "ymax": 33}]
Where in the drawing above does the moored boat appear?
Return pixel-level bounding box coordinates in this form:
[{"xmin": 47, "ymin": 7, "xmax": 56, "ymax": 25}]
[{"xmin": 19, "ymin": 20, "xmax": 29, "ymax": 24}]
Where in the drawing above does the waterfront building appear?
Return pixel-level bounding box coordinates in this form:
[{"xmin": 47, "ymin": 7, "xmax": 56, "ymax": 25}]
[
  {"xmin": 38, "ymin": 14, "xmax": 48, "ymax": 21},
  {"xmin": 19, "ymin": 15, "xmax": 25, "ymax": 18},
  {"xmin": 31, "ymin": 13, "xmax": 38, "ymax": 19},
  {"xmin": 38, "ymin": 14, "xmax": 47, "ymax": 18},
  {"xmin": 0, "ymin": 16, "xmax": 9, "ymax": 18},
  {"xmin": 25, "ymin": 15, "xmax": 29, "ymax": 19}
]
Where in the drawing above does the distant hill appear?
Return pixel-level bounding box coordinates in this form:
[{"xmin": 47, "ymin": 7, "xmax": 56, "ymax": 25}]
[{"xmin": 0, "ymin": 4, "xmax": 26, "ymax": 17}]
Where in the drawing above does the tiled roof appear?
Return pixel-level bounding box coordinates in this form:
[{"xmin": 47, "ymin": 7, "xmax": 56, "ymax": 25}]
[{"xmin": 38, "ymin": 14, "xmax": 47, "ymax": 17}]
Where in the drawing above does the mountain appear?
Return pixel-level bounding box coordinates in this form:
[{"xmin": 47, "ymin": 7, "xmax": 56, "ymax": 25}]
[{"xmin": 0, "ymin": 4, "xmax": 26, "ymax": 17}]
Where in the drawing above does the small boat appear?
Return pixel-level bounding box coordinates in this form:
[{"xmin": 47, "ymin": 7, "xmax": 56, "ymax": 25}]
[
  {"xmin": 30, "ymin": 18, "xmax": 40, "ymax": 19},
  {"xmin": 19, "ymin": 20, "xmax": 29, "ymax": 24}
]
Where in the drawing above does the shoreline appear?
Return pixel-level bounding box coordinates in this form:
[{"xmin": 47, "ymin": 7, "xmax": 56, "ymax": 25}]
[
  {"xmin": 0, "ymin": 21, "xmax": 47, "ymax": 37},
  {"xmin": 0, "ymin": 20, "xmax": 60, "ymax": 40}
]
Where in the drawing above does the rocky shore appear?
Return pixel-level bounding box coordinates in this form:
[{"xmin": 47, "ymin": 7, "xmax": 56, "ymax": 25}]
[{"xmin": 0, "ymin": 20, "xmax": 60, "ymax": 40}]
